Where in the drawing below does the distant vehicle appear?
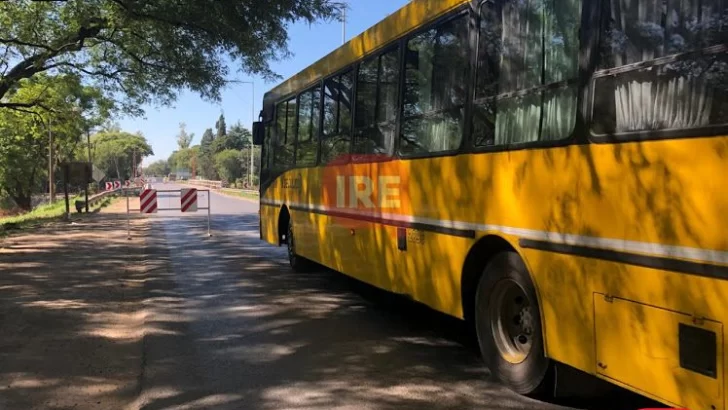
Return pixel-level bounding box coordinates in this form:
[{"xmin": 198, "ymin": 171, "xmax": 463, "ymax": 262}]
[
  {"xmin": 254, "ymin": 1, "xmax": 726, "ymax": 409},
  {"xmin": 168, "ymin": 173, "xmax": 177, "ymax": 182}
]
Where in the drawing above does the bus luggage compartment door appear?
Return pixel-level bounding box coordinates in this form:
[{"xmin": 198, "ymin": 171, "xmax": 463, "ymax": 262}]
[{"xmin": 594, "ymin": 293, "xmax": 723, "ymax": 410}]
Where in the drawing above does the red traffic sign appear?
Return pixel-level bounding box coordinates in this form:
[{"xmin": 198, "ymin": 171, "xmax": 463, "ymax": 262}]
[
  {"xmin": 105, "ymin": 182, "xmax": 114, "ymax": 191},
  {"xmin": 139, "ymin": 189, "xmax": 158, "ymax": 214},
  {"xmin": 113, "ymin": 180, "xmax": 121, "ymax": 189},
  {"xmin": 181, "ymin": 188, "xmax": 198, "ymax": 213}
]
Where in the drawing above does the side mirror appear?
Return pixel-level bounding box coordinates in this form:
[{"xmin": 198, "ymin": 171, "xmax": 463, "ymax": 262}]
[{"xmin": 252, "ymin": 121, "xmax": 265, "ymax": 146}]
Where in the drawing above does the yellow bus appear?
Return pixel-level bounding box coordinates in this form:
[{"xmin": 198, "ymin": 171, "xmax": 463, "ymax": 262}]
[{"xmin": 253, "ymin": 0, "xmax": 728, "ymax": 408}]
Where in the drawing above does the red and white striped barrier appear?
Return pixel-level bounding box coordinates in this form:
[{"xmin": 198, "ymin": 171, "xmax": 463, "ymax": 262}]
[
  {"xmin": 126, "ymin": 186, "xmax": 211, "ymax": 239},
  {"xmin": 181, "ymin": 188, "xmax": 198, "ymax": 213},
  {"xmin": 139, "ymin": 188, "xmax": 158, "ymax": 214}
]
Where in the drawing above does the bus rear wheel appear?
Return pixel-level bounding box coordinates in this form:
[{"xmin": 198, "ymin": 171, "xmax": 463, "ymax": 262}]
[
  {"xmin": 287, "ymin": 218, "xmax": 314, "ymax": 272},
  {"xmin": 475, "ymin": 252, "xmax": 552, "ymax": 395}
]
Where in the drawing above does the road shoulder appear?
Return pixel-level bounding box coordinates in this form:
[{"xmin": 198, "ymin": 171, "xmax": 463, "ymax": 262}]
[{"xmin": 0, "ymin": 208, "xmax": 149, "ymax": 410}]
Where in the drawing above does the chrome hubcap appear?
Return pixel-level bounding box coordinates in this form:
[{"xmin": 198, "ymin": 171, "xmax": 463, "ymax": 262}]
[{"xmin": 489, "ymin": 279, "xmax": 534, "ymax": 364}]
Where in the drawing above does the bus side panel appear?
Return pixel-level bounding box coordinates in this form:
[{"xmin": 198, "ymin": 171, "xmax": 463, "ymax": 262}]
[
  {"xmin": 260, "ymin": 203, "xmax": 280, "ymax": 246},
  {"xmin": 398, "ymin": 228, "xmax": 474, "ymax": 319}
]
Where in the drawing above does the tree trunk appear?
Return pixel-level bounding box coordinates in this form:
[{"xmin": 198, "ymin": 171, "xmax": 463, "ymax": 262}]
[
  {"xmin": 12, "ymin": 194, "xmax": 33, "ymax": 211},
  {"xmin": 113, "ymin": 156, "xmax": 121, "ymax": 180},
  {"xmin": 10, "ymin": 179, "xmax": 33, "ymax": 211}
]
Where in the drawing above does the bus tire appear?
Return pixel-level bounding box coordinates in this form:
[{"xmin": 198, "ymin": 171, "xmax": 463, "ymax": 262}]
[
  {"xmin": 475, "ymin": 252, "xmax": 551, "ymax": 395},
  {"xmin": 287, "ymin": 218, "xmax": 314, "ymax": 272}
]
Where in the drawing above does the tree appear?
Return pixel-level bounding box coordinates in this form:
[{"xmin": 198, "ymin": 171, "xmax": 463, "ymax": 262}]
[
  {"xmin": 0, "ymin": 74, "xmax": 111, "ymax": 210},
  {"xmin": 168, "ymin": 150, "xmax": 188, "ymax": 173},
  {"xmin": 93, "ymin": 131, "xmax": 153, "ymax": 181},
  {"xmin": 239, "ymin": 146, "xmax": 262, "ymax": 187},
  {"xmin": 215, "ymin": 114, "xmax": 227, "ymax": 138},
  {"xmin": 200, "ymin": 128, "xmax": 215, "ymax": 151},
  {"xmin": 144, "ymin": 160, "xmax": 170, "ymax": 177},
  {"xmin": 0, "ymin": 112, "xmax": 49, "ymax": 210},
  {"xmin": 168, "ymin": 145, "xmax": 199, "ymax": 175},
  {"xmin": 212, "ymin": 121, "xmax": 251, "ymax": 152},
  {"xmin": 199, "ymin": 128, "xmax": 217, "ymax": 179},
  {"xmin": 0, "ymin": 1, "xmax": 341, "ymax": 113},
  {"xmin": 228, "ymin": 122, "xmax": 252, "ymax": 150},
  {"xmin": 188, "ymin": 145, "xmax": 200, "ymax": 178},
  {"xmin": 176, "ymin": 122, "xmax": 194, "ymax": 150},
  {"xmin": 214, "ymin": 149, "xmax": 243, "ymax": 182}
]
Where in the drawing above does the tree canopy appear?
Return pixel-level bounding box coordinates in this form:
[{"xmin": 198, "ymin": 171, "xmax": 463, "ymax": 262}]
[
  {"xmin": 176, "ymin": 122, "xmax": 194, "ymax": 150},
  {"xmin": 0, "ymin": 74, "xmax": 112, "ymax": 209},
  {"xmin": 212, "ymin": 121, "xmax": 251, "ymax": 152},
  {"xmin": 215, "ymin": 114, "xmax": 227, "ymax": 138},
  {"xmin": 0, "ymin": 0, "xmax": 341, "ymax": 114},
  {"xmin": 214, "ymin": 149, "xmax": 243, "ymax": 183},
  {"xmin": 144, "ymin": 160, "xmax": 170, "ymax": 177},
  {"xmin": 92, "ymin": 131, "xmax": 153, "ymax": 181}
]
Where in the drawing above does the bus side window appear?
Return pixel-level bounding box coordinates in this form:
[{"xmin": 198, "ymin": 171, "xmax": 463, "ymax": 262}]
[
  {"xmin": 353, "ymin": 47, "xmax": 400, "ymax": 157},
  {"xmin": 296, "ymin": 86, "xmax": 321, "ymax": 167},
  {"xmin": 592, "ymin": 0, "xmax": 728, "ymax": 138},
  {"xmin": 321, "ymin": 70, "xmax": 354, "ymax": 164},
  {"xmin": 400, "ymin": 13, "xmax": 469, "ymax": 156},
  {"xmin": 274, "ymin": 99, "xmax": 296, "ymax": 172},
  {"xmin": 472, "ymin": 0, "xmax": 581, "ymax": 148}
]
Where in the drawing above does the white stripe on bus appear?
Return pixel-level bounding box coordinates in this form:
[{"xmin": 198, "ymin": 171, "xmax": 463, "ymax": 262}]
[{"xmin": 259, "ymin": 199, "xmax": 727, "ymax": 266}]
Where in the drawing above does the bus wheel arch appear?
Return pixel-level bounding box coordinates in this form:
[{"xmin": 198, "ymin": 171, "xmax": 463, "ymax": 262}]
[
  {"xmin": 461, "ymin": 235, "xmax": 516, "ymax": 327},
  {"xmin": 277, "ymin": 206, "xmax": 290, "ymax": 246},
  {"xmin": 461, "ymin": 235, "xmax": 552, "ymax": 395}
]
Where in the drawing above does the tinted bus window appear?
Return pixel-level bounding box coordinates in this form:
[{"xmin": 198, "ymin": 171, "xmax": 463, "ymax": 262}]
[
  {"xmin": 353, "ymin": 47, "xmax": 400, "ymax": 156},
  {"xmin": 273, "ymin": 99, "xmax": 295, "ymax": 170},
  {"xmin": 321, "ymin": 70, "xmax": 354, "ymax": 164},
  {"xmin": 472, "ymin": 0, "xmax": 581, "ymax": 147},
  {"xmin": 296, "ymin": 86, "xmax": 321, "ymax": 166},
  {"xmin": 400, "ymin": 14, "xmax": 469, "ymax": 156},
  {"xmin": 592, "ymin": 0, "xmax": 728, "ymax": 137}
]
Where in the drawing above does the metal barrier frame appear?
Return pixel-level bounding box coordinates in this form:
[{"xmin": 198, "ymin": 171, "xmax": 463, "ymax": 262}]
[{"xmin": 126, "ymin": 189, "xmax": 211, "ymax": 239}]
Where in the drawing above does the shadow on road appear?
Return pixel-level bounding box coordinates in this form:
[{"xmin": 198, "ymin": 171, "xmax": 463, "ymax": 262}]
[
  {"xmin": 136, "ymin": 211, "xmax": 659, "ymax": 410},
  {"xmin": 0, "ymin": 204, "xmax": 661, "ymax": 410},
  {"xmin": 0, "ymin": 214, "xmax": 148, "ymax": 409}
]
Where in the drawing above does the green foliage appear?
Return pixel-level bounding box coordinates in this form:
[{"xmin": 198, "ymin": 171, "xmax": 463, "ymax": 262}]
[
  {"xmin": 0, "ymin": 194, "xmax": 113, "ymax": 234},
  {"xmin": 214, "ymin": 149, "xmax": 243, "ymax": 182},
  {"xmin": 144, "ymin": 160, "xmax": 170, "ymax": 176},
  {"xmin": 198, "ymin": 128, "xmax": 218, "ymax": 180},
  {"xmin": 0, "ymin": 0, "xmax": 342, "ymax": 114},
  {"xmin": 188, "ymin": 145, "xmax": 200, "ymax": 177},
  {"xmin": 0, "ymin": 74, "xmax": 112, "ymax": 210},
  {"xmin": 176, "ymin": 122, "xmax": 194, "ymax": 150},
  {"xmin": 215, "ymin": 114, "xmax": 227, "ymax": 138},
  {"xmin": 212, "ymin": 122, "xmax": 251, "ymax": 152},
  {"xmin": 1, "ymin": 194, "xmax": 80, "ymax": 226},
  {"xmin": 168, "ymin": 145, "xmax": 199, "ymax": 174},
  {"xmin": 92, "ymin": 131, "xmax": 153, "ymax": 180},
  {"xmin": 200, "ymin": 128, "xmax": 215, "ymax": 152}
]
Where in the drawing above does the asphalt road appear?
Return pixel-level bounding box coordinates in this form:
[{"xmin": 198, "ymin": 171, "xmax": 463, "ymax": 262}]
[{"xmin": 136, "ymin": 182, "xmax": 656, "ymax": 410}]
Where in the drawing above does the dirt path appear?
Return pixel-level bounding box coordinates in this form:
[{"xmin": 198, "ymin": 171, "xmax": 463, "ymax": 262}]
[{"xmin": 0, "ymin": 201, "xmax": 149, "ymax": 410}]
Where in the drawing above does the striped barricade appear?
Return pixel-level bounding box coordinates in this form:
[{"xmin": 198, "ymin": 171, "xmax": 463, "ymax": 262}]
[
  {"xmin": 181, "ymin": 188, "xmax": 198, "ymax": 213},
  {"xmin": 140, "ymin": 188, "xmax": 158, "ymax": 214}
]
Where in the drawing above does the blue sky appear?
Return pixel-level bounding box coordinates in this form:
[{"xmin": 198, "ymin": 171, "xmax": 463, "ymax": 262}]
[{"xmin": 119, "ymin": 0, "xmax": 410, "ymax": 165}]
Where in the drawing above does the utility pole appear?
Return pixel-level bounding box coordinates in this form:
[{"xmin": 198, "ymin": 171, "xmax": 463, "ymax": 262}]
[
  {"xmin": 85, "ymin": 128, "xmax": 91, "ymax": 213},
  {"xmin": 132, "ymin": 149, "xmax": 136, "ymax": 181},
  {"xmin": 250, "ymin": 81, "xmax": 255, "ymax": 189},
  {"xmin": 48, "ymin": 117, "xmax": 54, "ymax": 202}
]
